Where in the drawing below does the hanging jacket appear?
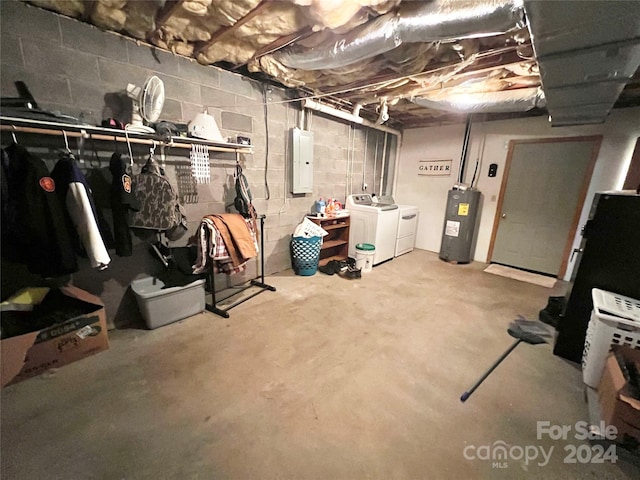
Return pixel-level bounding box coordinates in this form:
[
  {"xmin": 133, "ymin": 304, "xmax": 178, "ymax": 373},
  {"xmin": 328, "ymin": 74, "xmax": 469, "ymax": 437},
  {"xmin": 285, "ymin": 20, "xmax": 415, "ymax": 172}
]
[
  {"xmin": 1, "ymin": 144, "xmax": 78, "ymax": 276},
  {"xmin": 109, "ymin": 153, "xmax": 139, "ymax": 256},
  {"xmin": 51, "ymin": 154, "xmax": 111, "ymax": 270}
]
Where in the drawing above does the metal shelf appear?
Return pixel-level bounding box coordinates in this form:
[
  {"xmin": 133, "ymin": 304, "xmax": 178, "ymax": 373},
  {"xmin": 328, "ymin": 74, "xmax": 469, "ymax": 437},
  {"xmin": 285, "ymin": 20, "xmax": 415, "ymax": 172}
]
[{"xmin": 0, "ymin": 115, "xmax": 253, "ymax": 154}]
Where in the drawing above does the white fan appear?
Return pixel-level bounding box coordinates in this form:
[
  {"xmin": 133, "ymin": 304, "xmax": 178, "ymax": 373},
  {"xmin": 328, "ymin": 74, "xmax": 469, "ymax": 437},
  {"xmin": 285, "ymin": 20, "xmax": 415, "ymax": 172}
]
[{"xmin": 126, "ymin": 75, "xmax": 164, "ymax": 134}]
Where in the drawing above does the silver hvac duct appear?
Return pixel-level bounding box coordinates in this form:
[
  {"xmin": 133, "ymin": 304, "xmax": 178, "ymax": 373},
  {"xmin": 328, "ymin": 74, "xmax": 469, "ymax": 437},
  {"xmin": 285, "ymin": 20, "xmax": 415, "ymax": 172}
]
[
  {"xmin": 275, "ymin": 0, "xmax": 525, "ymax": 70},
  {"xmin": 412, "ymin": 86, "xmax": 545, "ymax": 113}
]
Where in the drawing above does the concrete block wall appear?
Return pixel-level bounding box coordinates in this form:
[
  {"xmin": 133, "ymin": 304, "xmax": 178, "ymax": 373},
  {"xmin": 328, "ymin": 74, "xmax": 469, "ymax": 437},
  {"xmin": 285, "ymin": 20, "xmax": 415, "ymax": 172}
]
[{"xmin": 0, "ymin": 1, "xmax": 388, "ymax": 326}]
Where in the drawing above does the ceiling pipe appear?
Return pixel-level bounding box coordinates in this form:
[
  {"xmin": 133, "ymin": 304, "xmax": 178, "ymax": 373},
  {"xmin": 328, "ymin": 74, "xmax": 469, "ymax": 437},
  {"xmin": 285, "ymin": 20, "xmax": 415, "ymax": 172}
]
[
  {"xmin": 459, "ymin": 115, "xmax": 473, "ymax": 184},
  {"xmin": 275, "ymin": 0, "xmax": 525, "ymax": 70},
  {"xmin": 412, "ymin": 86, "xmax": 545, "ymax": 113},
  {"xmin": 376, "ymin": 99, "xmax": 389, "ymax": 124},
  {"xmin": 302, "ymin": 99, "xmax": 401, "ymax": 135}
]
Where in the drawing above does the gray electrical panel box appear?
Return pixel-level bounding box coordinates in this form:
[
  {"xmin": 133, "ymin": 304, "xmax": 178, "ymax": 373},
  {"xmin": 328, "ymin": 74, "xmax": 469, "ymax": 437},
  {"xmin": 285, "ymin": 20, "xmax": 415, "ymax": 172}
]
[
  {"xmin": 291, "ymin": 128, "xmax": 314, "ymax": 193},
  {"xmin": 439, "ymin": 188, "xmax": 482, "ymax": 263}
]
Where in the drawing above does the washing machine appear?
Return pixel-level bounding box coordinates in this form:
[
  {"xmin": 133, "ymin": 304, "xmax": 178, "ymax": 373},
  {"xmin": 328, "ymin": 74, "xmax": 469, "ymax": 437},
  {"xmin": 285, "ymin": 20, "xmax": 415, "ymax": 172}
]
[{"xmin": 346, "ymin": 194, "xmax": 399, "ymax": 265}]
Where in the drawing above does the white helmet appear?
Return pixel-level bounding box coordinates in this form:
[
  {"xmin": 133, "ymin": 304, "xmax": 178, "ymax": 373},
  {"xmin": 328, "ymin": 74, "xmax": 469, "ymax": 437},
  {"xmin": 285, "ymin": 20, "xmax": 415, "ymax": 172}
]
[{"xmin": 188, "ymin": 111, "xmax": 224, "ymax": 142}]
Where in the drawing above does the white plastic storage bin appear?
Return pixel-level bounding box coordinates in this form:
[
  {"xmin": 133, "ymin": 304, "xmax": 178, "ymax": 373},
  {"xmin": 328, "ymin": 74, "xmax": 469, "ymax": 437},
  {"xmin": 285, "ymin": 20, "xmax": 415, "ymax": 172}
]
[
  {"xmin": 582, "ymin": 288, "xmax": 640, "ymax": 387},
  {"xmin": 131, "ymin": 277, "xmax": 206, "ymax": 330}
]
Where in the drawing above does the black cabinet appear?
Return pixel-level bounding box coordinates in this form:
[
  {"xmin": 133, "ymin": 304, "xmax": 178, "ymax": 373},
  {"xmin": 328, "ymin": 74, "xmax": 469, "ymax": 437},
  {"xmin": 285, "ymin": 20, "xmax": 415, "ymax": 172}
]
[{"xmin": 554, "ymin": 191, "xmax": 640, "ymax": 363}]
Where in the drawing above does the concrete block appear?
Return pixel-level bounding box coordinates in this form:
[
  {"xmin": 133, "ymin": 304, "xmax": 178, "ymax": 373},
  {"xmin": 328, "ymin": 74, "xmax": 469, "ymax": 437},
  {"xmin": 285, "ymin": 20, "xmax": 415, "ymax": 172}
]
[
  {"xmin": 127, "ymin": 44, "xmax": 181, "ymax": 77},
  {"xmin": 181, "ymin": 102, "xmax": 202, "ymax": 124},
  {"xmin": 201, "ymin": 85, "xmax": 236, "ymax": 109},
  {"xmin": 219, "ymin": 71, "xmax": 258, "ymax": 99},
  {"xmin": 334, "ymin": 159, "xmax": 348, "ymax": 173},
  {"xmin": 160, "ymin": 98, "xmax": 182, "ymax": 122},
  {"xmin": 268, "ymin": 153, "xmax": 285, "ymax": 170},
  {"xmin": 98, "ymin": 58, "xmax": 151, "ymax": 90},
  {"xmin": 157, "ymin": 74, "xmax": 201, "ymax": 104},
  {"xmin": 277, "ymin": 213, "xmax": 301, "ymax": 228},
  {"xmin": 22, "ymin": 40, "xmax": 99, "ymax": 83},
  {"xmin": 177, "ymin": 57, "xmax": 219, "ymax": 88},
  {"xmin": 265, "ymin": 182, "xmax": 284, "ymax": 201},
  {"xmin": 249, "ymin": 198, "xmax": 267, "ymax": 212},
  {"xmin": 267, "ymin": 102, "xmax": 288, "ymax": 125},
  {"xmin": 11, "ymin": 71, "xmax": 71, "ymax": 105},
  {"xmin": 233, "ymin": 101, "xmax": 264, "ymax": 118},
  {"xmin": 1, "ymin": 1, "xmax": 61, "ymax": 44},
  {"xmin": 264, "ymin": 250, "xmax": 290, "ymax": 275},
  {"xmin": 266, "ymin": 134, "xmax": 286, "ymax": 156},
  {"xmin": 68, "ymin": 78, "xmax": 110, "ymax": 118},
  {"xmin": 221, "ymin": 111, "xmax": 253, "ymax": 133},
  {"xmin": 1, "ymin": 35, "xmax": 23, "ymax": 68},
  {"xmin": 184, "ymin": 202, "xmax": 220, "ymax": 221},
  {"xmin": 60, "ymin": 17, "xmax": 129, "ymax": 61},
  {"xmin": 196, "ymin": 182, "xmax": 227, "ymax": 204}
]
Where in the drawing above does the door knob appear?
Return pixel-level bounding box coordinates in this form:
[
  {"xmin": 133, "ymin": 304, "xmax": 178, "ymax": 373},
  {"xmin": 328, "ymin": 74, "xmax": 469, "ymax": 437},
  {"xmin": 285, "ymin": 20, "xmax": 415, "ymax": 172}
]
[{"xmin": 501, "ymin": 213, "xmax": 507, "ymax": 219}]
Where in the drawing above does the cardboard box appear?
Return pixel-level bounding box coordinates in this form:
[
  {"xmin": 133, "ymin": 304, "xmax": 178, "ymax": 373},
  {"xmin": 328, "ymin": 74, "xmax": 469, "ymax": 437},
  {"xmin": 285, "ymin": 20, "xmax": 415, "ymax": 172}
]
[
  {"xmin": 598, "ymin": 346, "xmax": 640, "ymax": 443},
  {"xmin": 1, "ymin": 285, "xmax": 109, "ymax": 387}
]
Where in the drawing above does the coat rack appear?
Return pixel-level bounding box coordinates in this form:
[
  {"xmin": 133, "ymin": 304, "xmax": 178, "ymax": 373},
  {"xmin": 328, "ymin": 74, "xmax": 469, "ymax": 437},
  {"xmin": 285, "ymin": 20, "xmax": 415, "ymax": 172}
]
[
  {"xmin": 0, "ymin": 116, "xmax": 253, "ymax": 154},
  {"xmin": 2, "ymin": 115, "xmax": 276, "ymax": 318},
  {"xmin": 206, "ymin": 215, "xmax": 276, "ymax": 318}
]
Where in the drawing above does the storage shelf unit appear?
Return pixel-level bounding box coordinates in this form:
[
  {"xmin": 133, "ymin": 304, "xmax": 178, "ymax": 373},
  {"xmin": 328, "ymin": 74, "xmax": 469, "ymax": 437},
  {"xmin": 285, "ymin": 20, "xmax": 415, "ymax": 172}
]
[
  {"xmin": 0, "ymin": 116, "xmax": 254, "ymax": 154},
  {"xmin": 308, "ymin": 215, "xmax": 350, "ymax": 266}
]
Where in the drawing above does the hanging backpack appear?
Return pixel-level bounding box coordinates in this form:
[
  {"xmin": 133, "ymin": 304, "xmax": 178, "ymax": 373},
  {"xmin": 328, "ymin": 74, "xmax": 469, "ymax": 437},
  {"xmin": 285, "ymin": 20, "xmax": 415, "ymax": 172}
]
[
  {"xmin": 129, "ymin": 155, "xmax": 187, "ymax": 240},
  {"xmin": 234, "ymin": 163, "xmax": 255, "ymax": 219}
]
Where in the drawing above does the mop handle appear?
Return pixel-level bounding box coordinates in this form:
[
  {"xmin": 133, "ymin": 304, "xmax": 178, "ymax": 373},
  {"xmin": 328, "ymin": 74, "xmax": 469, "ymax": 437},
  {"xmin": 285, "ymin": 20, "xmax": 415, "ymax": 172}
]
[{"xmin": 460, "ymin": 339, "xmax": 522, "ymax": 402}]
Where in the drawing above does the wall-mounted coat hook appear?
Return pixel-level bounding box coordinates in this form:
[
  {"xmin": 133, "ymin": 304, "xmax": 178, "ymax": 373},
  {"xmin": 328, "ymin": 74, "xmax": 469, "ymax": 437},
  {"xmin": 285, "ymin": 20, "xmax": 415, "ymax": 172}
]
[
  {"xmin": 61, "ymin": 130, "xmax": 70, "ymax": 152},
  {"xmin": 124, "ymin": 129, "xmax": 133, "ymax": 166}
]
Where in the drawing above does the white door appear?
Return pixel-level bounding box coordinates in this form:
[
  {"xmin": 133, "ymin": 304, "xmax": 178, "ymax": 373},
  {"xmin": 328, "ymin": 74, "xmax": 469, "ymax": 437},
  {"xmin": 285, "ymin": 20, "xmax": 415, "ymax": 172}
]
[{"xmin": 490, "ymin": 138, "xmax": 599, "ymax": 276}]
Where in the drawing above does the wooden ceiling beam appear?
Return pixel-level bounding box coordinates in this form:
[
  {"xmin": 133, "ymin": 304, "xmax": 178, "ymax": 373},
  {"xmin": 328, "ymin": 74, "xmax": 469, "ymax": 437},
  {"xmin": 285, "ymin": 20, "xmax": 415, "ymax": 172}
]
[
  {"xmin": 194, "ymin": 0, "xmax": 273, "ymax": 56},
  {"xmin": 80, "ymin": 0, "xmax": 98, "ymax": 22},
  {"xmin": 155, "ymin": 0, "xmax": 185, "ymax": 28},
  {"xmin": 237, "ymin": 26, "xmax": 314, "ymax": 68}
]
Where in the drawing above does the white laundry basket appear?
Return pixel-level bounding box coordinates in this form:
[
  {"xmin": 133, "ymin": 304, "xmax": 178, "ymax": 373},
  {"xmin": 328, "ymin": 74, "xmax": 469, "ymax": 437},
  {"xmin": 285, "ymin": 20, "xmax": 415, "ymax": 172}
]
[{"xmin": 582, "ymin": 288, "xmax": 640, "ymax": 388}]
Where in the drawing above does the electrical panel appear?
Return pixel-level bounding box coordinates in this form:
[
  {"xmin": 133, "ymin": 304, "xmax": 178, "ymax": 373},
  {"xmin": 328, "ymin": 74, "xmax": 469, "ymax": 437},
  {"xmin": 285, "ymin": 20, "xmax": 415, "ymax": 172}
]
[{"xmin": 291, "ymin": 128, "xmax": 313, "ymax": 194}]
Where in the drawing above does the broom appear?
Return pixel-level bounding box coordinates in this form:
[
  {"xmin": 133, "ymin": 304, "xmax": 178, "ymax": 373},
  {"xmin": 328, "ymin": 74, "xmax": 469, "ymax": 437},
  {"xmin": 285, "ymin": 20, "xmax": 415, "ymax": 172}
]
[{"xmin": 460, "ymin": 317, "xmax": 552, "ymax": 403}]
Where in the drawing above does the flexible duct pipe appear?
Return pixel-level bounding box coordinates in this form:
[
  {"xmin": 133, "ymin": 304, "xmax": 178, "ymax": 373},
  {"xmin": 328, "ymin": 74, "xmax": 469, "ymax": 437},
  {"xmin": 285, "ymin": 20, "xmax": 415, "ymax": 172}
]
[
  {"xmin": 276, "ymin": 0, "xmax": 524, "ymax": 70},
  {"xmin": 412, "ymin": 86, "xmax": 546, "ymax": 113}
]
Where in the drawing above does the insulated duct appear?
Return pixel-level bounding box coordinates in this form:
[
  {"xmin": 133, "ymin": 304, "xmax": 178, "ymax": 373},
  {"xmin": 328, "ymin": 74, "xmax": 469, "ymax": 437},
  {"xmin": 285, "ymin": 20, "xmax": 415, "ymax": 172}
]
[
  {"xmin": 523, "ymin": 0, "xmax": 640, "ymax": 126},
  {"xmin": 275, "ymin": 0, "xmax": 525, "ymax": 70},
  {"xmin": 412, "ymin": 86, "xmax": 545, "ymax": 113}
]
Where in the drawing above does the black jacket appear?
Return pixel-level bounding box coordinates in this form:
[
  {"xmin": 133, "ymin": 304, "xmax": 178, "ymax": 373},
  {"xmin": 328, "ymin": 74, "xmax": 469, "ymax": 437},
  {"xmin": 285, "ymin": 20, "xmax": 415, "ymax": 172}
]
[{"xmin": 1, "ymin": 144, "xmax": 78, "ymax": 276}]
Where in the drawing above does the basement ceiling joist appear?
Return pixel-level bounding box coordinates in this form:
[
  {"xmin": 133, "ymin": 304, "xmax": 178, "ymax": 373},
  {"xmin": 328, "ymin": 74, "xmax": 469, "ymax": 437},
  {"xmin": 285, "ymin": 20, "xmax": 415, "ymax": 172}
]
[{"xmin": 22, "ymin": 0, "xmax": 640, "ymax": 129}]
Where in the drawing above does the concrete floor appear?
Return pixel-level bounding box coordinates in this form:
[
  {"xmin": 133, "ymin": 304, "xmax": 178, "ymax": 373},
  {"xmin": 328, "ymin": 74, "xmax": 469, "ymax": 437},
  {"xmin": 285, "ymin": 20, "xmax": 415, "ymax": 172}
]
[{"xmin": 2, "ymin": 250, "xmax": 638, "ymax": 479}]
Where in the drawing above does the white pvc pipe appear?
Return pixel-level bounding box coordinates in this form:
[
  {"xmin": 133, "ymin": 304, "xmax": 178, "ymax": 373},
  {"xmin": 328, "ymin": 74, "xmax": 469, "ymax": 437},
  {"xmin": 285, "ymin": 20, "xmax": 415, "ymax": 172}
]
[{"xmin": 302, "ymin": 99, "xmax": 401, "ymax": 136}]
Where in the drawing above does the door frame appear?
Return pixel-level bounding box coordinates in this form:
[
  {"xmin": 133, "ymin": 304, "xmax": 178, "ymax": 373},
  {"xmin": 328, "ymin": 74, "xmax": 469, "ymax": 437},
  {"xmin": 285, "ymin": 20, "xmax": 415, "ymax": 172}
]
[{"xmin": 486, "ymin": 135, "xmax": 602, "ymax": 278}]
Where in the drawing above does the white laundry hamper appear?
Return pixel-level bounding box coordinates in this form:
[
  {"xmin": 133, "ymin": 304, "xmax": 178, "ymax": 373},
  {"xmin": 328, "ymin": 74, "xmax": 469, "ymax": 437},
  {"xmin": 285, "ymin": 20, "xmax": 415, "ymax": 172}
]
[{"xmin": 582, "ymin": 288, "xmax": 640, "ymax": 388}]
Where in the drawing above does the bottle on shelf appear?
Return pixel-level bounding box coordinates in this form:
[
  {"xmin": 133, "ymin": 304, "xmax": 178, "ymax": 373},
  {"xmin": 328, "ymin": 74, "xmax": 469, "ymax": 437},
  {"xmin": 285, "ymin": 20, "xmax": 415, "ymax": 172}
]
[{"xmin": 326, "ymin": 198, "xmax": 334, "ymax": 215}]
